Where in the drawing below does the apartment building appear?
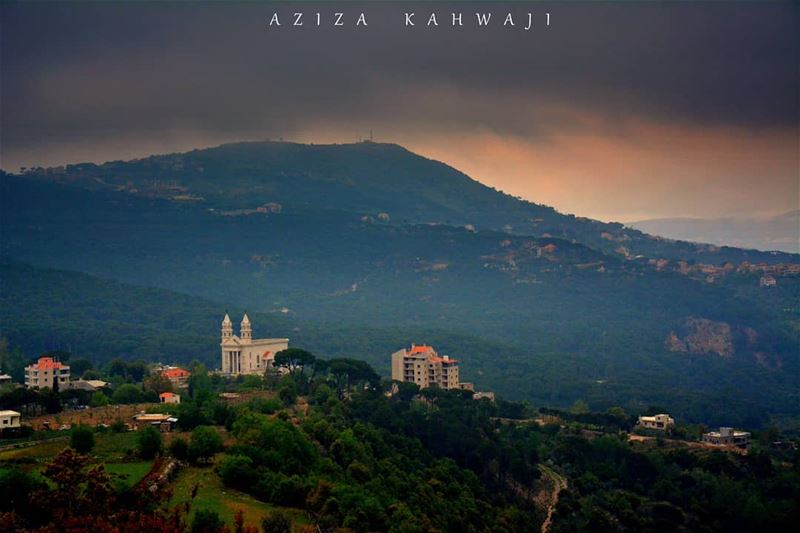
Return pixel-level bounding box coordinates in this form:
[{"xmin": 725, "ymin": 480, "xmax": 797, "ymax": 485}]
[
  {"xmin": 24, "ymin": 357, "xmax": 70, "ymax": 389},
  {"xmin": 391, "ymin": 344, "xmax": 460, "ymax": 390}
]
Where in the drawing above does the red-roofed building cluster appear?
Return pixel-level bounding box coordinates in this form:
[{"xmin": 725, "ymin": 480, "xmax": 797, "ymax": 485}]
[{"xmin": 161, "ymin": 367, "xmax": 191, "ymax": 388}]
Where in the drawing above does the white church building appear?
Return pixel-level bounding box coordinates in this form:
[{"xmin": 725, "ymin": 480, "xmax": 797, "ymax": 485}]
[{"xmin": 220, "ymin": 313, "xmax": 289, "ymax": 376}]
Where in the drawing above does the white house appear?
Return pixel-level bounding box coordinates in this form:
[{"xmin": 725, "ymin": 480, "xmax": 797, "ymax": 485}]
[
  {"xmin": 637, "ymin": 413, "xmax": 675, "ymax": 430},
  {"xmin": 703, "ymin": 427, "xmax": 751, "ymax": 448},
  {"xmin": 69, "ymin": 379, "xmax": 108, "ymax": 392},
  {"xmin": 0, "ymin": 410, "xmax": 21, "ymax": 429}
]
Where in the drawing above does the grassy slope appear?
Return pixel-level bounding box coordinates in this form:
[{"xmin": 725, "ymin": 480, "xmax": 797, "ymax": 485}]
[
  {"xmin": 168, "ymin": 465, "xmax": 310, "ymax": 530},
  {"xmin": 0, "ymin": 431, "xmax": 139, "ymax": 462}
]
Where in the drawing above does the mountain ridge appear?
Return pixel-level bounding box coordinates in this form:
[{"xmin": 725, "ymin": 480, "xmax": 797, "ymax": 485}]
[{"xmin": 9, "ymin": 140, "xmax": 797, "ymax": 264}]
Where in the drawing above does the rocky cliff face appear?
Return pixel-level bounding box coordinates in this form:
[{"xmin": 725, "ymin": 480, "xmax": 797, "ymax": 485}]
[{"xmin": 666, "ymin": 317, "xmax": 735, "ymax": 357}]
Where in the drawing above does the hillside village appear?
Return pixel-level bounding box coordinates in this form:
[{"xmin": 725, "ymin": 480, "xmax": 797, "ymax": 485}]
[
  {"xmin": 0, "ymin": 314, "xmax": 777, "ymax": 451},
  {"xmin": 1, "ymin": 311, "xmax": 799, "ymax": 532}
]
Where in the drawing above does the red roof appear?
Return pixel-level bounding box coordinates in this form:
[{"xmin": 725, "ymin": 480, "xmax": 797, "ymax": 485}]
[
  {"xmin": 408, "ymin": 344, "xmax": 435, "ymax": 354},
  {"xmin": 33, "ymin": 357, "xmax": 64, "ymax": 370},
  {"xmin": 162, "ymin": 368, "xmax": 190, "ymax": 378},
  {"xmin": 160, "ymin": 392, "xmax": 177, "ymax": 398}
]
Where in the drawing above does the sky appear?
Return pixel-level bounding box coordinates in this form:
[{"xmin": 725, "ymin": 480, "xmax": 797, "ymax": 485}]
[{"xmin": 1, "ymin": 1, "xmax": 798, "ymax": 222}]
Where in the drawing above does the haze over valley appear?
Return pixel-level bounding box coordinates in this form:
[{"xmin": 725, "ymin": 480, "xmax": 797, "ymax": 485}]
[
  {"xmin": 630, "ymin": 211, "xmax": 800, "ymax": 254},
  {"xmin": 2, "ymin": 141, "xmax": 798, "ymax": 429}
]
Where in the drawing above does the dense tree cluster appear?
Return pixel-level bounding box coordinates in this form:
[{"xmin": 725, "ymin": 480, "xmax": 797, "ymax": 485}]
[
  {"xmin": 0, "ymin": 448, "xmax": 185, "ymax": 532},
  {"xmin": 1, "ymin": 350, "xmax": 799, "ymax": 532},
  {"xmin": 550, "ymin": 434, "xmax": 800, "ymax": 532}
]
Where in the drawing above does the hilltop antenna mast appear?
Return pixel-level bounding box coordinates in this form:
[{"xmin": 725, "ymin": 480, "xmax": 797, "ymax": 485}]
[{"xmin": 369, "ymin": 129, "xmax": 373, "ymax": 142}]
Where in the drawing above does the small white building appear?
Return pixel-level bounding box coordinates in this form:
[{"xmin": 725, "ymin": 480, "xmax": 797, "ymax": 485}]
[
  {"xmin": 132, "ymin": 412, "xmax": 178, "ymax": 432},
  {"xmin": 760, "ymin": 275, "xmax": 777, "ymax": 287},
  {"xmin": 69, "ymin": 379, "xmax": 108, "ymax": 392},
  {"xmin": 0, "ymin": 410, "xmax": 21, "ymax": 429},
  {"xmin": 473, "ymin": 391, "xmax": 496, "ymax": 401},
  {"xmin": 703, "ymin": 427, "xmax": 751, "ymax": 448},
  {"xmin": 160, "ymin": 392, "xmax": 181, "ymax": 404},
  {"xmin": 0, "ymin": 374, "xmax": 13, "ymax": 385},
  {"xmin": 637, "ymin": 413, "xmax": 675, "ymax": 430}
]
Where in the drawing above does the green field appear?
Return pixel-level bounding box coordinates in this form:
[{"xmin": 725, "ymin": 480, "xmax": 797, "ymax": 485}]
[
  {"xmin": 168, "ymin": 465, "xmax": 310, "ymax": 531},
  {"xmin": 0, "ymin": 431, "xmax": 138, "ymax": 463},
  {"xmin": 104, "ymin": 461, "xmax": 153, "ymax": 488}
]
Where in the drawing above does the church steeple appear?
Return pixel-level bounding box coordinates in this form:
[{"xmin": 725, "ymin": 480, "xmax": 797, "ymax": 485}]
[
  {"xmin": 221, "ymin": 312, "xmax": 233, "ymax": 341},
  {"xmin": 240, "ymin": 312, "xmax": 252, "ymax": 341}
]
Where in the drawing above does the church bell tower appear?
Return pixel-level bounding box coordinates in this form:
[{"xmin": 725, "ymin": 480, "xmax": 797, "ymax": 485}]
[
  {"xmin": 240, "ymin": 313, "xmax": 252, "ymax": 342},
  {"xmin": 221, "ymin": 313, "xmax": 233, "ymax": 341}
]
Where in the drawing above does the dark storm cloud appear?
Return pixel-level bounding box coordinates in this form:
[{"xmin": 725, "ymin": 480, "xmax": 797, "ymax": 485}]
[{"xmin": 0, "ymin": 1, "xmax": 797, "ymax": 168}]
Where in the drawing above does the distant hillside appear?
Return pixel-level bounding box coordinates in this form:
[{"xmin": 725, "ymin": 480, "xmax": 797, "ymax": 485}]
[
  {"xmin": 2, "ymin": 141, "xmax": 799, "ymax": 428},
  {"xmin": 631, "ymin": 211, "xmax": 800, "ymax": 254},
  {"xmin": 1, "ymin": 261, "xmax": 796, "ymax": 429},
  {"xmin": 11, "ymin": 140, "xmax": 796, "ymax": 265},
  {"xmin": 1, "ymin": 174, "xmax": 799, "ymax": 428}
]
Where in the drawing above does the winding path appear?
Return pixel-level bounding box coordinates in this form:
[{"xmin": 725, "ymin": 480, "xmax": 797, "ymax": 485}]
[{"xmin": 538, "ymin": 464, "xmax": 567, "ymax": 533}]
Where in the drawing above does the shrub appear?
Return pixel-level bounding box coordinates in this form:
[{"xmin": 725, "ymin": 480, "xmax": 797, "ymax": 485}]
[
  {"xmin": 211, "ymin": 401, "xmax": 235, "ymax": 427},
  {"xmin": 248, "ymin": 397, "xmax": 282, "ymax": 415},
  {"xmin": 191, "ymin": 509, "xmax": 224, "ymax": 533},
  {"xmin": 70, "ymin": 425, "xmax": 95, "ymax": 454},
  {"xmin": 219, "ymin": 454, "xmax": 257, "ymax": 490},
  {"xmin": 261, "ymin": 473, "xmax": 310, "ymax": 507},
  {"xmin": 240, "ymin": 374, "xmax": 264, "ymax": 390},
  {"xmin": 277, "ymin": 376, "xmax": 297, "ymax": 406},
  {"xmin": 169, "ymin": 436, "xmax": 189, "ymax": 460},
  {"xmin": 112, "ymin": 384, "xmax": 143, "ymax": 404},
  {"xmin": 261, "ymin": 510, "xmax": 292, "ymax": 533},
  {"xmin": 90, "ymin": 391, "xmax": 109, "ymax": 407},
  {"xmin": 0, "ymin": 467, "xmax": 45, "ymax": 515},
  {"xmin": 137, "ymin": 426, "xmax": 162, "ymax": 459},
  {"xmin": 188, "ymin": 425, "xmax": 223, "ymax": 463}
]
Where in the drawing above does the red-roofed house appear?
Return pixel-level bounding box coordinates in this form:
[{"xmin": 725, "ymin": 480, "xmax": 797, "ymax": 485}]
[
  {"xmin": 25, "ymin": 357, "xmax": 70, "ymax": 389},
  {"xmin": 159, "ymin": 392, "xmax": 181, "ymax": 404},
  {"xmin": 391, "ymin": 344, "xmax": 460, "ymax": 390},
  {"xmin": 162, "ymin": 367, "xmax": 191, "ymax": 388}
]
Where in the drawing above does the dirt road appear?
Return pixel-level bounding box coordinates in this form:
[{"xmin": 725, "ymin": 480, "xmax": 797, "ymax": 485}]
[{"xmin": 538, "ymin": 464, "xmax": 567, "ymax": 533}]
